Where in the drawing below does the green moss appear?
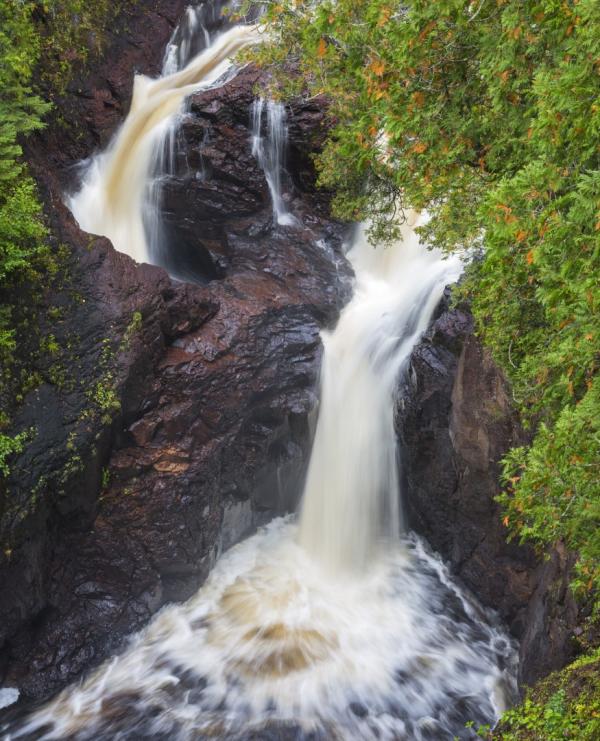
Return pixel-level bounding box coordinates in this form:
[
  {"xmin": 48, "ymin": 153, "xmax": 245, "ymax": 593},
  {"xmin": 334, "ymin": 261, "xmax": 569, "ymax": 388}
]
[
  {"xmin": 492, "ymin": 649, "xmax": 600, "ymax": 740},
  {"xmin": 88, "ymin": 376, "xmax": 121, "ymax": 424},
  {"xmin": 0, "ymin": 430, "xmax": 28, "ymax": 477},
  {"xmin": 119, "ymin": 310, "xmax": 143, "ymax": 351}
]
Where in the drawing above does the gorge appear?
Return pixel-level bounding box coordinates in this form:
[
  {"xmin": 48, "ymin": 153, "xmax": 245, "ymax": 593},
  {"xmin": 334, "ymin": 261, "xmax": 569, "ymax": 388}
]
[{"xmin": 0, "ymin": 1, "xmax": 594, "ymax": 740}]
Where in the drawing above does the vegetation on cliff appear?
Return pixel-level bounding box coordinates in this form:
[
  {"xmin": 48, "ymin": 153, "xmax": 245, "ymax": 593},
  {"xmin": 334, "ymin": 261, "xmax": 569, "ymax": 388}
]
[
  {"xmin": 251, "ymin": 0, "xmax": 600, "ymax": 593},
  {"xmin": 492, "ymin": 647, "xmax": 600, "ymax": 739},
  {"xmin": 0, "ymin": 0, "xmax": 123, "ymax": 476}
]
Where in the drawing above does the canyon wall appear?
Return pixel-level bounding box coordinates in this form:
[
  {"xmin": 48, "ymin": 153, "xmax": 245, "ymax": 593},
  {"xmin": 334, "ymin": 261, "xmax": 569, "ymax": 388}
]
[{"xmin": 398, "ymin": 293, "xmax": 586, "ymax": 688}]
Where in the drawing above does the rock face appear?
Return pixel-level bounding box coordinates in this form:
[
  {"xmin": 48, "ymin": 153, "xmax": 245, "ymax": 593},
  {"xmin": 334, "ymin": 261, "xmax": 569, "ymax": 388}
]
[
  {"xmin": 27, "ymin": 1, "xmax": 190, "ymax": 182},
  {"xmin": 397, "ymin": 291, "xmax": 584, "ymax": 688},
  {"xmin": 0, "ymin": 4, "xmax": 351, "ymax": 706}
]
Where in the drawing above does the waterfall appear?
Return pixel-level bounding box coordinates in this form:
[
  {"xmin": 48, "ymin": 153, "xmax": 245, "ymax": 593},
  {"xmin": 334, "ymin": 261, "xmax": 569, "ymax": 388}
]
[
  {"xmin": 68, "ymin": 24, "xmax": 258, "ymax": 268},
  {"xmin": 298, "ymin": 215, "xmax": 462, "ymax": 572},
  {"xmin": 8, "ymin": 217, "xmax": 518, "ymax": 741},
  {"xmin": 251, "ymin": 98, "xmax": 298, "ymax": 227},
  {"xmin": 162, "ymin": 5, "xmax": 212, "ymax": 75},
  {"xmin": 5, "ymin": 4, "xmax": 521, "ymax": 738}
]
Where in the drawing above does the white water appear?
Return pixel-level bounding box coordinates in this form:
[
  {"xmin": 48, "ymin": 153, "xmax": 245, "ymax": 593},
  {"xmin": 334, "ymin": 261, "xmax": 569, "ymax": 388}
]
[
  {"xmin": 162, "ymin": 5, "xmax": 212, "ymax": 75},
  {"xmin": 8, "ymin": 521, "xmax": 517, "ymax": 740},
  {"xmin": 68, "ymin": 23, "xmax": 258, "ymax": 266},
  {"xmin": 299, "ymin": 215, "xmax": 462, "ymax": 572},
  {"xmin": 251, "ymin": 98, "xmax": 298, "ymax": 227}
]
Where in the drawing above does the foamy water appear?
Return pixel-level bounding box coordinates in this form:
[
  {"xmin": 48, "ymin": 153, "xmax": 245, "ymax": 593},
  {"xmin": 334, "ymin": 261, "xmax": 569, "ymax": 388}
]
[{"xmin": 8, "ymin": 519, "xmax": 517, "ymax": 741}]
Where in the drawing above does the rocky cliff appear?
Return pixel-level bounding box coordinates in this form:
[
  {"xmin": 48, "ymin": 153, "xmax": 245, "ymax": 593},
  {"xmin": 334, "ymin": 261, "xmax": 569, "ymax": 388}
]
[
  {"xmin": 0, "ymin": 2, "xmax": 351, "ymax": 705},
  {"xmin": 398, "ymin": 292, "xmax": 586, "ymax": 688}
]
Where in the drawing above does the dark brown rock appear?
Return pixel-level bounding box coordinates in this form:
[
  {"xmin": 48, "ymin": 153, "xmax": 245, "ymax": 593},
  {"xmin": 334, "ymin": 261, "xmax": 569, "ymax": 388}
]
[
  {"xmin": 397, "ymin": 290, "xmax": 585, "ymax": 689},
  {"xmin": 0, "ymin": 2, "xmax": 352, "ymax": 707}
]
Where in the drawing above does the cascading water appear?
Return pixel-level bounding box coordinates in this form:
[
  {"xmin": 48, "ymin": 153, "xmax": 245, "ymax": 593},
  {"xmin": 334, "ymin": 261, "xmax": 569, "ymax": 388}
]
[
  {"xmin": 6, "ymin": 215, "xmax": 518, "ymax": 741},
  {"xmin": 68, "ymin": 22, "xmax": 258, "ymax": 269},
  {"xmin": 299, "ymin": 215, "xmax": 459, "ymax": 572},
  {"xmin": 251, "ymin": 98, "xmax": 298, "ymax": 227},
  {"xmin": 162, "ymin": 5, "xmax": 212, "ymax": 75}
]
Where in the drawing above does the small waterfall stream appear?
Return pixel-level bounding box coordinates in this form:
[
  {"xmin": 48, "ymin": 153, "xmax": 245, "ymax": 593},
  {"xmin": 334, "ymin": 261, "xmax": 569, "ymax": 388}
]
[
  {"xmin": 6, "ymin": 4, "xmax": 520, "ymax": 739},
  {"xmin": 251, "ymin": 98, "xmax": 298, "ymax": 227},
  {"xmin": 68, "ymin": 23, "xmax": 258, "ymax": 268}
]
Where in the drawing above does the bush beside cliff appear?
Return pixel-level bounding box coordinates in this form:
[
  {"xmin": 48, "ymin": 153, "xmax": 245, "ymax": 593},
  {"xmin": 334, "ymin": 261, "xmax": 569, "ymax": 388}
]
[{"xmin": 0, "ymin": 0, "xmax": 126, "ymax": 477}]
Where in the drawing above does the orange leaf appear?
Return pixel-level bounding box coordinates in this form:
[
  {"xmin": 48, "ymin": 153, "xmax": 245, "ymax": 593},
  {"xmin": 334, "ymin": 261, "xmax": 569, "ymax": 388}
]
[
  {"xmin": 502, "ymin": 516, "xmax": 510, "ymax": 527},
  {"xmin": 412, "ymin": 91, "xmax": 425, "ymax": 107},
  {"xmin": 526, "ymin": 249, "xmax": 534, "ymax": 265},
  {"xmin": 317, "ymin": 38, "xmax": 327, "ymax": 58},
  {"xmin": 378, "ymin": 7, "xmax": 392, "ymax": 27},
  {"xmin": 412, "ymin": 141, "xmax": 427, "ymax": 154},
  {"xmin": 516, "ymin": 230, "xmax": 528, "ymax": 243},
  {"xmin": 419, "ymin": 21, "xmax": 436, "ymax": 42},
  {"xmin": 370, "ymin": 58, "xmax": 385, "ymax": 77}
]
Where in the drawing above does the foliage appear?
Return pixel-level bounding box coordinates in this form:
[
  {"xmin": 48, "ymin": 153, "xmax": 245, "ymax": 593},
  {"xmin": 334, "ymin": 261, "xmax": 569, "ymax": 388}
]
[
  {"xmin": 0, "ymin": 428, "xmax": 28, "ymax": 478},
  {"xmin": 252, "ymin": 0, "xmax": 600, "ymax": 592},
  {"xmin": 0, "ymin": 0, "xmax": 126, "ymax": 479},
  {"xmin": 491, "ymin": 648, "xmax": 600, "ymax": 740},
  {"xmin": 0, "ymin": 0, "xmax": 50, "ymax": 357}
]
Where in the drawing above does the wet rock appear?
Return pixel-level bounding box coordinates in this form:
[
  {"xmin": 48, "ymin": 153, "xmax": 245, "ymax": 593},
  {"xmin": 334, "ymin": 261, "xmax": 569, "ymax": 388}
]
[
  {"xmin": 349, "ymin": 701, "xmax": 369, "ymax": 718},
  {"xmin": 0, "ymin": 2, "xmax": 352, "ymax": 708},
  {"xmin": 397, "ymin": 289, "xmax": 585, "ymax": 688}
]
